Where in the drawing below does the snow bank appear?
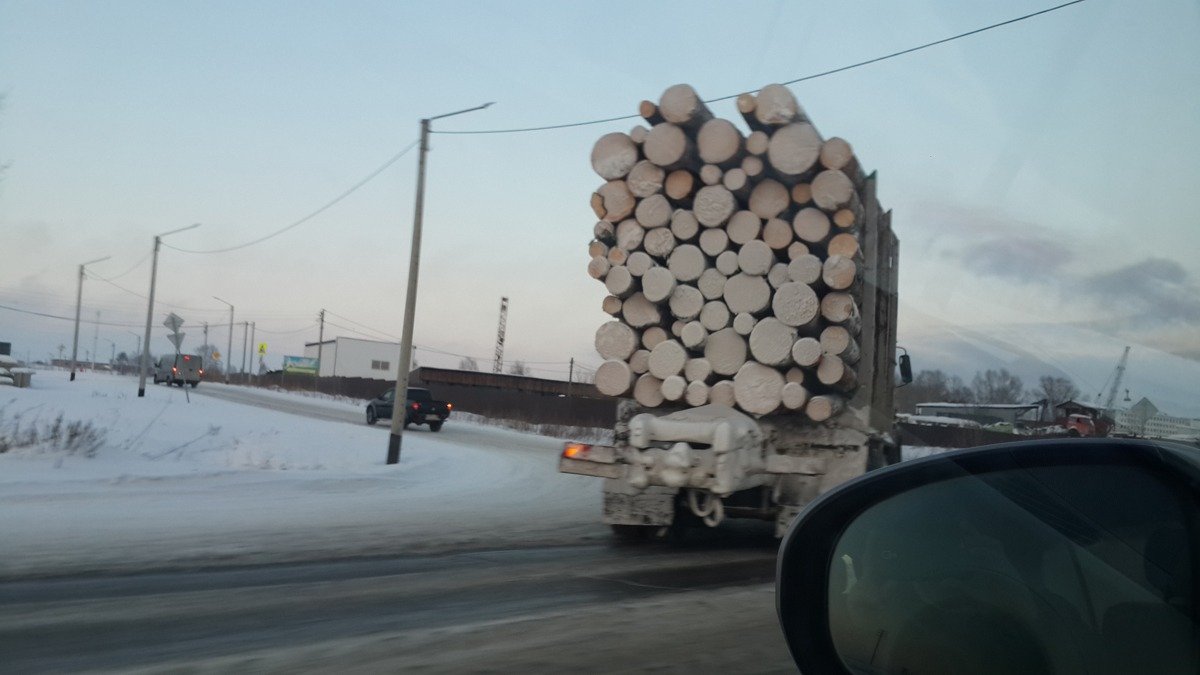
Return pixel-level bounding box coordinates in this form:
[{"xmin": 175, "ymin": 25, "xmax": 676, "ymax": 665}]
[{"xmin": 0, "ymin": 372, "xmax": 605, "ymax": 579}]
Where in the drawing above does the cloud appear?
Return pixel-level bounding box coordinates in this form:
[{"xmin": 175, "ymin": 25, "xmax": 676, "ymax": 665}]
[
  {"xmin": 1083, "ymin": 258, "xmax": 1200, "ymax": 322},
  {"xmin": 959, "ymin": 234, "xmax": 1074, "ymax": 280}
]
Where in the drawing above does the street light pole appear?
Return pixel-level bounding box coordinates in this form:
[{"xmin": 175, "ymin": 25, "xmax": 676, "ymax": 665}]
[
  {"xmin": 387, "ymin": 101, "xmax": 493, "ymax": 465},
  {"xmin": 138, "ymin": 223, "xmax": 200, "ymax": 397},
  {"xmin": 128, "ymin": 331, "xmax": 142, "ymax": 374},
  {"xmin": 213, "ymin": 297, "xmax": 234, "ymax": 384},
  {"xmin": 71, "ymin": 255, "xmax": 111, "ymax": 381}
]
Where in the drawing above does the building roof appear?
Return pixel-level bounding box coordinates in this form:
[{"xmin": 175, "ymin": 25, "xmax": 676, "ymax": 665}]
[{"xmin": 916, "ymin": 402, "xmax": 1041, "ymax": 410}]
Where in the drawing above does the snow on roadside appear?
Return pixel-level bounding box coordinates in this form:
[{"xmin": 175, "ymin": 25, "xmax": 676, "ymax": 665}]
[{"xmin": 0, "ymin": 371, "xmax": 605, "ymax": 579}]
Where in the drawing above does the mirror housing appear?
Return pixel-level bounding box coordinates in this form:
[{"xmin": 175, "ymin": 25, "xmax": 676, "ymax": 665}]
[
  {"xmin": 776, "ymin": 439, "xmax": 1199, "ymax": 674},
  {"xmin": 896, "ymin": 348, "xmax": 913, "ymax": 386}
]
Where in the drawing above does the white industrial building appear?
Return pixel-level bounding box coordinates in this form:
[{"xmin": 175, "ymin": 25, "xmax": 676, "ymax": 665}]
[
  {"xmin": 1115, "ymin": 398, "xmax": 1200, "ymax": 440},
  {"xmin": 303, "ymin": 336, "xmax": 400, "ymax": 379}
]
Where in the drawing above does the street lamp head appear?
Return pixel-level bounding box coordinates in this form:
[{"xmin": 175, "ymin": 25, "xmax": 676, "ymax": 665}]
[{"xmin": 82, "ymin": 255, "xmax": 113, "ymax": 267}]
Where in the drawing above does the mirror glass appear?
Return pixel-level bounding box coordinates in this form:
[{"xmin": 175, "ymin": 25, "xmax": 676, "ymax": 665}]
[{"xmin": 828, "ymin": 461, "xmax": 1197, "ymax": 674}]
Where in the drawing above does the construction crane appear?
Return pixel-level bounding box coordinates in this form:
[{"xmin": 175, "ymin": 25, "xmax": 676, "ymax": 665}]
[
  {"xmin": 1098, "ymin": 346, "xmax": 1131, "ymax": 412},
  {"xmin": 493, "ymin": 297, "xmax": 508, "ymax": 374}
]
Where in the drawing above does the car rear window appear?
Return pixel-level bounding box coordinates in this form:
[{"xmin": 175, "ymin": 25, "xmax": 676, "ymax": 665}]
[{"xmin": 407, "ymin": 389, "xmax": 432, "ymax": 402}]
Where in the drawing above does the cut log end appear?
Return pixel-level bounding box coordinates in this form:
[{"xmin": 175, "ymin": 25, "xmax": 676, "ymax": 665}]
[
  {"xmin": 595, "ymin": 360, "xmax": 635, "ymax": 397},
  {"xmin": 733, "ymin": 361, "xmax": 785, "ymax": 416},
  {"xmin": 661, "ymin": 374, "xmax": 687, "ymax": 402},
  {"xmin": 806, "ymin": 395, "xmax": 845, "ymax": 422},
  {"xmin": 703, "ymin": 327, "xmax": 748, "ymax": 377},
  {"xmin": 590, "ymin": 132, "xmax": 639, "ymax": 181},
  {"xmin": 595, "ymin": 320, "xmax": 639, "ymax": 361},
  {"xmin": 634, "ymin": 373, "xmax": 666, "ymax": 408}
]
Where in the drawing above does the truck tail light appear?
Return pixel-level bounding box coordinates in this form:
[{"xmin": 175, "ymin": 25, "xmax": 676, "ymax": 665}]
[
  {"xmin": 198, "ymin": 369, "xmax": 204, "ymax": 375},
  {"xmin": 562, "ymin": 443, "xmax": 591, "ymax": 460},
  {"xmin": 172, "ymin": 367, "xmax": 178, "ymax": 373},
  {"xmin": 447, "ymin": 403, "xmax": 453, "ymax": 410}
]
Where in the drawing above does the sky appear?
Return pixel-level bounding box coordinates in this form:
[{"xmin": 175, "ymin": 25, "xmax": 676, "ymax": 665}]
[{"xmin": 2, "ymin": 0, "xmax": 1198, "ymax": 412}]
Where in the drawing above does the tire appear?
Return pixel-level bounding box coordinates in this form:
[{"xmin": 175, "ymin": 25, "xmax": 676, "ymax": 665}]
[
  {"xmin": 190, "ymin": 382, "xmax": 198, "ymax": 388},
  {"xmin": 366, "ymin": 407, "xmax": 377, "ymax": 426},
  {"xmin": 429, "ymin": 421, "xmax": 443, "ymax": 432},
  {"xmin": 1067, "ymin": 428, "xmax": 1081, "ymax": 437}
]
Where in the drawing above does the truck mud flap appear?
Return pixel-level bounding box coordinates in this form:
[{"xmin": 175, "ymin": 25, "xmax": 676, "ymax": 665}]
[{"xmin": 602, "ymin": 486, "xmax": 676, "ymax": 527}]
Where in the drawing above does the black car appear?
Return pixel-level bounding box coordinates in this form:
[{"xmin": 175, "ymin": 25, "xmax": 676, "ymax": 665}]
[{"xmin": 365, "ymin": 387, "xmax": 452, "ymax": 431}]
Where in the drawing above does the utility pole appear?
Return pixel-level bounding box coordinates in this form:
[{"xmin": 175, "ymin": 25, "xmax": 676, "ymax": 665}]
[
  {"xmin": 71, "ymin": 255, "xmax": 111, "ymax": 381},
  {"xmin": 249, "ymin": 322, "xmax": 256, "ymax": 384},
  {"xmin": 128, "ymin": 331, "xmax": 141, "ymax": 375},
  {"xmin": 493, "ymin": 297, "xmax": 508, "ymax": 374},
  {"xmin": 138, "ymin": 223, "xmax": 201, "ymax": 397},
  {"xmin": 388, "ymin": 101, "xmax": 493, "ymax": 466},
  {"xmin": 213, "ymin": 296, "xmax": 233, "ymax": 384},
  {"xmin": 240, "ymin": 321, "xmax": 249, "ymax": 378},
  {"xmin": 91, "ymin": 310, "xmax": 100, "ymax": 372},
  {"xmin": 203, "ymin": 322, "xmax": 209, "ymax": 355},
  {"xmin": 316, "ymin": 309, "xmax": 325, "ymax": 379},
  {"xmin": 568, "ymin": 357, "xmax": 574, "ymax": 398}
]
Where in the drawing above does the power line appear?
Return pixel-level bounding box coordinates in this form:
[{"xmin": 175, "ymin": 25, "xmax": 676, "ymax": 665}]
[
  {"xmin": 433, "ymin": 0, "xmax": 1086, "ymax": 135},
  {"xmin": 324, "ymin": 310, "xmax": 401, "ymax": 341},
  {"xmin": 93, "ymin": 252, "xmax": 152, "ymax": 282},
  {"xmin": 254, "ymin": 323, "xmax": 319, "ymax": 335},
  {"xmin": 0, "ymin": 302, "xmax": 145, "ymax": 328},
  {"xmin": 164, "ymin": 139, "xmax": 421, "ymax": 255}
]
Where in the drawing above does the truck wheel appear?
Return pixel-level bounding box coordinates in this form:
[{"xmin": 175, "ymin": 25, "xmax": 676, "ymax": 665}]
[
  {"xmin": 366, "ymin": 407, "xmax": 377, "ymax": 426},
  {"xmin": 1067, "ymin": 428, "xmax": 1081, "ymax": 437},
  {"xmin": 429, "ymin": 422, "xmax": 443, "ymax": 432},
  {"xmin": 190, "ymin": 382, "xmax": 198, "ymax": 388}
]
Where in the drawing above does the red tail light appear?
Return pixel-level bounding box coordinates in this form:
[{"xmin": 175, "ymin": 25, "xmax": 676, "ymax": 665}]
[
  {"xmin": 183, "ymin": 355, "xmax": 191, "ymax": 362},
  {"xmin": 411, "ymin": 403, "xmax": 419, "ymax": 410},
  {"xmin": 562, "ymin": 443, "xmax": 591, "ymax": 459},
  {"xmin": 172, "ymin": 367, "xmax": 178, "ymax": 372}
]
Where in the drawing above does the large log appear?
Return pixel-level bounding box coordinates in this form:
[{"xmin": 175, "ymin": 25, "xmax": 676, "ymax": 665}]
[
  {"xmin": 670, "ymin": 209, "xmax": 700, "ymax": 241},
  {"xmin": 725, "ymin": 211, "xmax": 761, "ymax": 247},
  {"xmin": 733, "ymin": 361, "xmax": 785, "ymax": 416},
  {"xmin": 827, "ymin": 232, "xmax": 860, "ymax": 259},
  {"xmin": 685, "ymin": 380, "xmax": 710, "ymax": 407},
  {"xmin": 715, "ymin": 250, "xmax": 740, "ymax": 276},
  {"xmin": 699, "ymin": 164, "xmax": 724, "ymax": 186},
  {"xmin": 626, "ymin": 250, "xmax": 654, "ymax": 277},
  {"xmin": 627, "ymin": 160, "xmax": 666, "ymax": 199},
  {"xmin": 590, "ymin": 132, "xmax": 639, "ymax": 180},
  {"xmin": 644, "ymin": 123, "xmax": 697, "ymax": 171},
  {"xmin": 607, "ymin": 246, "xmax": 628, "ymax": 266},
  {"xmin": 637, "ymin": 196, "xmax": 672, "ymax": 230},
  {"xmin": 588, "ymin": 240, "xmax": 610, "ymax": 259},
  {"xmin": 767, "ymin": 262, "xmax": 791, "ymax": 289},
  {"xmin": 648, "ymin": 339, "xmax": 688, "ymax": 379},
  {"xmin": 669, "ymin": 284, "xmax": 705, "ymax": 321},
  {"xmin": 699, "ymin": 299, "xmax": 731, "ymax": 331},
  {"xmin": 704, "ymin": 327, "xmax": 748, "ymax": 377},
  {"xmin": 745, "ymin": 130, "xmax": 770, "ymax": 156},
  {"xmin": 591, "ymin": 181, "xmax": 635, "ymax": 222},
  {"xmin": 667, "ymin": 244, "xmax": 706, "ymax": 282},
  {"xmin": 642, "ymin": 266, "xmax": 677, "ymax": 303},
  {"xmin": 741, "ymin": 155, "xmax": 764, "ymax": 179},
  {"xmin": 822, "ymin": 254, "xmax": 857, "ymax": 291},
  {"xmin": 629, "ymin": 349, "xmax": 651, "ymax": 374},
  {"xmin": 604, "ymin": 265, "xmax": 635, "ymax": 298},
  {"xmin": 698, "ymin": 268, "xmax": 728, "ymax": 301},
  {"xmin": 820, "ymin": 292, "xmax": 862, "ymax": 334},
  {"xmin": 723, "ymin": 273, "xmax": 771, "ymax": 315},
  {"xmin": 643, "ymin": 227, "xmax": 677, "ymax": 259},
  {"xmin": 693, "ymin": 185, "xmax": 738, "ymax": 227},
  {"xmin": 594, "ymin": 220, "xmax": 616, "ymax": 243},
  {"xmin": 699, "ymin": 227, "xmax": 729, "ymax": 257},
  {"xmin": 820, "ymin": 325, "xmax": 861, "ymax": 364},
  {"xmin": 709, "ymin": 379, "xmax": 737, "ymax": 407},
  {"xmin": 588, "ymin": 255, "xmax": 611, "ymax": 280},
  {"xmin": 749, "ymin": 317, "xmax": 797, "ymax": 366},
  {"xmin": 772, "ymin": 281, "xmax": 820, "ymax": 328},
  {"xmin": 806, "ymin": 394, "xmax": 845, "ymax": 422},
  {"xmin": 595, "ymin": 360, "xmax": 635, "ymax": 397},
  {"xmin": 595, "ymin": 320, "xmax": 639, "ymax": 361},
  {"xmin": 616, "ymin": 218, "xmax": 645, "ymax": 251},
  {"xmin": 793, "ymin": 207, "xmax": 831, "ymax": 244},
  {"xmin": 737, "ymin": 240, "xmax": 774, "ymax": 276},
  {"xmin": 819, "ymin": 137, "xmax": 863, "ymax": 184},
  {"xmin": 811, "ymin": 170, "xmax": 861, "ymax": 213},
  {"xmin": 781, "ymin": 382, "xmax": 810, "ymax": 410},
  {"xmin": 721, "ymin": 167, "xmax": 752, "ymax": 200},
  {"xmin": 787, "ymin": 254, "xmax": 823, "ymax": 285},
  {"xmin": 602, "ymin": 295, "xmax": 623, "ymax": 316},
  {"xmin": 665, "ymin": 170, "xmax": 697, "ymax": 203},
  {"xmin": 684, "ymin": 357, "xmax": 713, "ymax": 383},
  {"xmin": 791, "ymin": 336, "xmax": 822, "ymax": 367},
  {"xmin": 748, "ymin": 179, "xmax": 789, "ymax": 219},
  {"xmin": 681, "ymin": 321, "xmax": 708, "ymax": 350},
  {"xmin": 762, "ymin": 217, "xmax": 794, "ymax": 251},
  {"xmin": 767, "ymin": 123, "xmax": 822, "ymax": 183},
  {"xmin": 661, "ymin": 374, "xmax": 687, "ymax": 402},
  {"xmin": 634, "ymin": 373, "xmax": 665, "ymax": 408},
  {"xmin": 697, "ymin": 118, "xmax": 744, "ymax": 167},
  {"xmin": 622, "ymin": 292, "xmax": 662, "ymax": 328},
  {"xmin": 658, "ymin": 83, "xmax": 713, "ymax": 130},
  {"xmin": 817, "ymin": 354, "xmax": 858, "ymax": 391},
  {"xmin": 642, "ymin": 326, "xmax": 669, "ymax": 349},
  {"xmin": 754, "ymin": 84, "xmax": 805, "ymax": 126},
  {"xmin": 638, "ymin": 100, "xmax": 664, "ymax": 125},
  {"xmin": 732, "ymin": 312, "xmax": 757, "ymax": 336}
]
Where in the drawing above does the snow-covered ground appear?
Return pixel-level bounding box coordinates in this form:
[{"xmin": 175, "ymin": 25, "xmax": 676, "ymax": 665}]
[{"xmin": 0, "ymin": 371, "xmax": 604, "ymax": 579}]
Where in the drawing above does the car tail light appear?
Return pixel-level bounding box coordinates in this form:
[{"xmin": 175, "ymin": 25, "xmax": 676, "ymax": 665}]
[
  {"xmin": 411, "ymin": 403, "xmax": 419, "ymax": 410},
  {"xmin": 562, "ymin": 443, "xmax": 591, "ymax": 460},
  {"xmin": 172, "ymin": 367, "xmax": 178, "ymax": 372},
  {"xmin": 198, "ymin": 369, "xmax": 204, "ymax": 375},
  {"xmin": 183, "ymin": 355, "xmax": 191, "ymax": 362}
]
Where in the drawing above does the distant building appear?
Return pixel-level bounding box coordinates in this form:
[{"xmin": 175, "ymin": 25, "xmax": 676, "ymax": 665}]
[
  {"xmin": 1114, "ymin": 397, "xmax": 1200, "ymax": 439},
  {"xmin": 303, "ymin": 336, "xmax": 400, "ymax": 379},
  {"xmin": 914, "ymin": 402, "xmax": 1042, "ymax": 426}
]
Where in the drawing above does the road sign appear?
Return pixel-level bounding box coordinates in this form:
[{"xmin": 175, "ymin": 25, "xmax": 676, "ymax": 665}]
[
  {"xmin": 167, "ymin": 332, "xmax": 186, "ymax": 349},
  {"xmin": 257, "ymin": 342, "xmax": 267, "ymax": 356},
  {"xmin": 212, "ymin": 351, "xmax": 221, "ymax": 361},
  {"xmin": 163, "ymin": 313, "xmax": 184, "ymax": 332}
]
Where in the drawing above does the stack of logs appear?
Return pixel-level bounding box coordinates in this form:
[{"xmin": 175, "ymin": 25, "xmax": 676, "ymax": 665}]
[{"xmin": 589, "ymin": 83, "xmax": 877, "ymax": 421}]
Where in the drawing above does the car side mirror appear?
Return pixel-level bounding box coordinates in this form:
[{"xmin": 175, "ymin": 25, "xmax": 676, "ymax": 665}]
[
  {"xmin": 897, "ymin": 349, "xmax": 912, "ymax": 386},
  {"xmin": 777, "ymin": 439, "xmax": 1199, "ymax": 674}
]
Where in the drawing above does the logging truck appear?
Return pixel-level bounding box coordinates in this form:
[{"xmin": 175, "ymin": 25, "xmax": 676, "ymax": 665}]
[{"xmin": 559, "ymin": 83, "xmax": 908, "ymax": 537}]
